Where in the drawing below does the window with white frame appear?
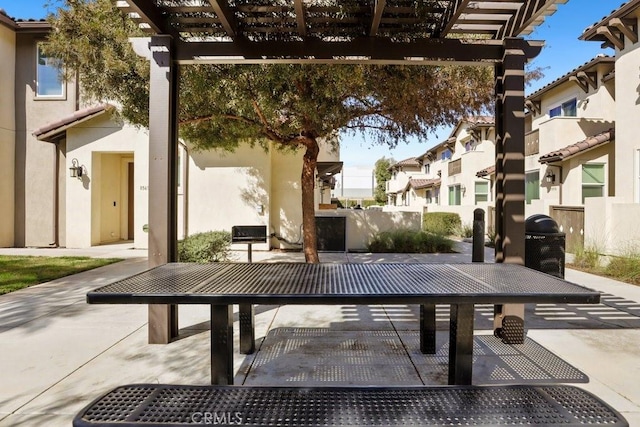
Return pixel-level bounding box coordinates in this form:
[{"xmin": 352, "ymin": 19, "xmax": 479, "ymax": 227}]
[
  {"xmin": 36, "ymin": 44, "xmax": 64, "ymax": 98},
  {"xmin": 525, "ymin": 171, "xmax": 540, "ymax": 204},
  {"xmin": 474, "ymin": 181, "xmax": 489, "ymax": 204},
  {"xmin": 434, "ymin": 187, "xmax": 440, "ymax": 205},
  {"xmin": 441, "ymin": 149, "xmax": 452, "ymax": 161},
  {"xmin": 424, "ymin": 163, "xmax": 430, "ymax": 174},
  {"xmin": 549, "ymin": 98, "xmax": 577, "ymax": 118},
  {"xmin": 426, "ymin": 189, "xmax": 432, "ymax": 204},
  {"xmin": 582, "ymin": 163, "xmax": 605, "ymax": 203},
  {"xmin": 448, "ymin": 185, "xmax": 461, "ymax": 206}
]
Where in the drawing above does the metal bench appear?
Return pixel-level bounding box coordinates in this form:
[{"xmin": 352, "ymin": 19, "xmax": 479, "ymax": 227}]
[{"xmin": 73, "ymin": 384, "xmax": 628, "ymax": 426}]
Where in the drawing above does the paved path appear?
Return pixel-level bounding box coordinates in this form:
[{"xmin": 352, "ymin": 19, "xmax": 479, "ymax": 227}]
[{"xmin": 0, "ymin": 242, "xmax": 639, "ymax": 426}]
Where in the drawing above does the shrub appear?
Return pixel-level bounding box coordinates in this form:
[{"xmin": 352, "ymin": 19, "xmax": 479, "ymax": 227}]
[
  {"xmin": 367, "ymin": 229, "xmax": 455, "ymax": 253},
  {"xmin": 178, "ymin": 231, "xmax": 232, "ymax": 263},
  {"xmin": 486, "ymin": 226, "xmax": 496, "ymax": 248},
  {"xmin": 604, "ymin": 255, "xmax": 640, "ymax": 285},
  {"xmin": 457, "ymin": 222, "xmax": 474, "ymax": 239},
  {"xmin": 572, "ymin": 245, "xmax": 601, "ymax": 270},
  {"xmin": 422, "ymin": 212, "xmax": 461, "ymax": 235}
]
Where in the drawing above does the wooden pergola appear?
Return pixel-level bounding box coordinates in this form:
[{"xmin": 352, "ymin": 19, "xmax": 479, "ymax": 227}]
[{"xmin": 116, "ymin": 0, "xmax": 565, "ymax": 343}]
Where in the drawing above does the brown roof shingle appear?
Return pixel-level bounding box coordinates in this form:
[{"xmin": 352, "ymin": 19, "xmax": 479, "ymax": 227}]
[
  {"xmin": 33, "ymin": 104, "xmax": 114, "ymax": 142},
  {"xmin": 408, "ymin": 178, "xmax": 441, "ymax": 190},
  {"xmin": 538, "ymin": 129, "xmax": 614, "ymax": 164}
]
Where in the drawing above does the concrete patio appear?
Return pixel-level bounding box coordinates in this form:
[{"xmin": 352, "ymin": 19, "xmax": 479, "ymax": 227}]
[{"xmin": 0, "ymin": 242, "xmax": 639, "ymax": 426}]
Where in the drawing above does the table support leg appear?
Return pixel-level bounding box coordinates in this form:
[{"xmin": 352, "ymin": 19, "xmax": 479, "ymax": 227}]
[
  {"xmin": 493, "ymin": 303, "xmax": 525, "ymax": 344},
  {"xmin": 448, "ymin": 304, "xmax": 474, "ymax": 385},
  {"xmin": 210, "ymin": 305, "xmax": 234, "ymax": 385},
  {"xmin": 420, "ymin": 304, "xmax": 436, "ymax": 354},
  {"xmin": 239, "ymin": 304, "xmax": 255, "ymax": 354}
]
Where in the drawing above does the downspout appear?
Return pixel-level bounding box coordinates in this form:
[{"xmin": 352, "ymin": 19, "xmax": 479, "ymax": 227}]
[
  {"xmin": 179, "ymin": 140, "xmax": 189, "ymax": 238},
  {"xmin": 51, "ymin": 141, "xmax": 59, "ymax": 247}
]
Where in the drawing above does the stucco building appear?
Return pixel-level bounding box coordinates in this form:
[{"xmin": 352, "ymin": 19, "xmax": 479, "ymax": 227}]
[{"xmin": 1, "ymin": 13, "xmax": 341, "ymax": 251}]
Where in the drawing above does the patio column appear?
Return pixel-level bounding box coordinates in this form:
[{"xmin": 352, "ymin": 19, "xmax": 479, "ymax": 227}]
[
  {"xmin": 493, "ymin": 38, "xmax": 526, "ymax": 343},
  {"xmin": 146, "ymin": 36, "xmax": 180, "ymax": 344}
]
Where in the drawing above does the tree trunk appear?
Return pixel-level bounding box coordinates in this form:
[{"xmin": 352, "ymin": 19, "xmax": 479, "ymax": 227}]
[{"xmin": 301, "ymin": 137, "xmax": 320, "ymax": 263}]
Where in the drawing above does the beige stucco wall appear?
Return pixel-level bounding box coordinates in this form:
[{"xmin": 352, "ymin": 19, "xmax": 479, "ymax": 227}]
[
  {"xmin": 0, "ymin": 23, "xmax": 15, "ymax": 247},
  {"xmin": 316, "ymin": 209, "xmax": 421, "ymax": 251},
  {"xmin": 585, "ymin": 197, "xmax": 640, "ymax": 255},
  {"xmin": 614, "ymin": 15, "xmax": 640, "ymax": 202},
  {"xmin": 14, "ymin": 31, "xmax": 77, "ymax": 247},
  {"xmin": 65, "ymin": 114, "xmax": 148, "ymax": 248},
  {"xmin": 188, "ymin": 143, "xmax": 273, "ymax": 251}
]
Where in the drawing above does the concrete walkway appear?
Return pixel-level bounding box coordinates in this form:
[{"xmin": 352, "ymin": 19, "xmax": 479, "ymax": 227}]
[{"xmin": 0, "ymin": 242, "xmax": 639, "ymax": 426}]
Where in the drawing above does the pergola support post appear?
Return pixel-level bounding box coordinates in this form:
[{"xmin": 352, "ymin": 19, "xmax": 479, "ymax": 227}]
[
  {"xmin": 493, "ymin": 38, "xmax": 527, "ymax": 344},
  {"xmin": 146, "ymin": 35, "xmax": 180, "ymax": 344}
]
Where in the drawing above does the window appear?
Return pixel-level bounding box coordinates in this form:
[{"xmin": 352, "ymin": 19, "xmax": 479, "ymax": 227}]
[
  {"xmin": 448, "ymin": 185, "xmax": 461, "ymax": 206},
  {"xmin": 525, "ymin": 171, "xmax": 540, "ymax": 204},
  {"xmin": 434, "ymin": 187, "xmax": 440, "ymax": 205},
  {"xmin": 582, "ymin": 163, "xmax": 605, "ymax": 203},
  {"xmin": 549, "ymin": 98, "xmax": 577, "ymax": 118},
  {"xmin": 36, "ymin": 44, "xmax": 64, "ymax": 98},
  {"xmin": 441, "ymin": 149, "xmax": 452, "ymax": 161},
  {"xmin": 475, "ymin": 181, "xmax": 489, "ymax": 204},
  {"xmin": 465, "ymin": 139, "xmax": 478, "ymax": 152},
  {"xmin": 424, "ymin": 163, "xmax": 430, "ymax": 174},
  {"xmin": 426, "ymin": 190, "xmax": 432, "ymax": 204}
]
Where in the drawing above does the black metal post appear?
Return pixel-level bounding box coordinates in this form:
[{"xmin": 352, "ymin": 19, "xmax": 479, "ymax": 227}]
[
  {"xmin": 420, "ymin": 304, "xmax": 436, "ymax": 354},
  {"xmin": 448, "ymin": 304, "xmax": 474, "ymax": 385},
  {"xmin": 211, "ymin": 304, "xmax": 234, "ymax": 385},
  {"xmin": 239, "ymin": 242, "xmax": 256, "ymax": 354},
  {"xmin": 472, "ymin": 208, "xmax": 485, "ymax": 263}
]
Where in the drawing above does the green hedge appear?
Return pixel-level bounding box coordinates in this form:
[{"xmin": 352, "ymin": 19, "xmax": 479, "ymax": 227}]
[
  {"xmin": 178, "ymin": 231, "xmax": 232, "ymax": 263},
  {"xmin": 422, "ymin": 212, "xmax": 461, "ymax": 235},
  {"xmin": 367, "ymin": 229, "xmax": 455, "ymax": 253}
]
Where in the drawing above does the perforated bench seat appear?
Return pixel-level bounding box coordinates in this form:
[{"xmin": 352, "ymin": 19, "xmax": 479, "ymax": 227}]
[{"xmin": 73, "ymin": 384, "xmax": 628, "ymax": 426}]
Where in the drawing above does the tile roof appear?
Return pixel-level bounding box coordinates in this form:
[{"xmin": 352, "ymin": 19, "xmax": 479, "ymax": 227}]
[
  {"xmin": 389, "ymin": 157, "xmax": 421, "ymax": 170},
  {"xmin": 538, "ymin": 129, "xmax": 614, "ymax": 164},
  {"xmin": 581, "ymin": 0, "xmax": 640, "ymax": 41},
  {"xmin": 408, "ymin": 178, "xmax": 441, "ymax": 190},
  {"xmin": 33, "ymin": 104, "xmax": 114, "ymax": 142},
  {"xmin": 526, "ymin": 55, "xmax": 615, "ymax": 101},
  {"xmin": 476, "ymin": 165, "xmax": 495, "ymax": 177}
]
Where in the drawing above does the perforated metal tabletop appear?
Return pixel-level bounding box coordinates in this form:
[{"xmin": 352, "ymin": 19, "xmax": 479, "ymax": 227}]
[
  {"xmin": 86, "ymin": 263, "xmax": 600, "ymax": 386},
  {"xmin": 87, "ymin": 262, "xmax": 600, "ymax": 305}
]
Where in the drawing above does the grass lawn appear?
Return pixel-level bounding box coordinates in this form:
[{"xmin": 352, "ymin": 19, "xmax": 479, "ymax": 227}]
[{"xmin": 0, "ymin": 256, "xmax": 122, "ymax": 295}]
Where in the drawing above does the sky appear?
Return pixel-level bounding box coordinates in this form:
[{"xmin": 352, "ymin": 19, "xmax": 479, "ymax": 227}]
[{"xmin": 0, "ymin": 0, "xmax": 625, "ymax": 188}]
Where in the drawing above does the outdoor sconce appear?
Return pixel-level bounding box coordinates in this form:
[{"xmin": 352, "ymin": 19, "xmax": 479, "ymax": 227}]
[
  {"xmin": 69, "ymin": 158, "xmax": 84, "ymax": 179},
  {"xmin": 460, "ymin": 184, "xmax": 466, "ymax": 195},
  {"xmin": 545, "ymin": 170, "xmax": 556, "ymax": 184}
]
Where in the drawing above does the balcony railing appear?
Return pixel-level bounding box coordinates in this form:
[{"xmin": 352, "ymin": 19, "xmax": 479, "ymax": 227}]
[{"xmin": 525, "ymin": 130, "xmax": 539, "ymax": 156}]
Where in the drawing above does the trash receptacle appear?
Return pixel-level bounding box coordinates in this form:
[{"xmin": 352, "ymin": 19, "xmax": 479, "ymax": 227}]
[{"xmin": 525, "ymin": 214, "xmax": 565, "ymax": 278}]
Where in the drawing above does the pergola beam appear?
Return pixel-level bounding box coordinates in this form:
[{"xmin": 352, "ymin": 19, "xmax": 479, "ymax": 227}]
[
  {"xmin": 174, "ymin": 38, "xmax": 543, "ymax": 65},
  {"xmin": 119, "ymin": 0, "xmax": 171, "ymax": 34},
  {"xmin": 438, "ymin": 0, "xmax": 473, "ymax": 37},
  {"xmin": 369, "ymin": 0, "xmax": 387, "ymax": 36},
  {"xmin": 294, "ymin": 0, "xmax": 307, "ymax": 37},
  {"xmin": 207, "ymin": 0, "xmax": 237, "ymax": 37}
]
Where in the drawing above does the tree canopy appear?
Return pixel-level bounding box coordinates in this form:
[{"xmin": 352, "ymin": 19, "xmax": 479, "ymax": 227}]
[
  {"xmin": 373, "ymin": 157, "xmax": 394, "ymax": 204},
  {"xmin": 45, "ymin": 0, "xmax": 496, "ymax": 262}
]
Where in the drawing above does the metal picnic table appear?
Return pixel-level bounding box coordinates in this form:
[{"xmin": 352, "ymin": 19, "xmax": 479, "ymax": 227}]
[{"xmin": 86, "ymin": 262, "xmax": 600, "ymax": 385}]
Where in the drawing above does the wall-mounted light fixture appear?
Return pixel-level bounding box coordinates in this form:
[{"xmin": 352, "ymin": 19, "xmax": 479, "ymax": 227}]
[
  {"xmin": 545, "ymin": 170, "xmax": 556, "ymax": 184},
  {"xmin": 69, "ymin": 158, "xmax": 84, "ymax": 178}
]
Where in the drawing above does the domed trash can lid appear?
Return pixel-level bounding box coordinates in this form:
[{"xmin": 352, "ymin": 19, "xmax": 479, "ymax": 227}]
[{"xmin": 525, "ymin": 214, "xmax": 561, "ymax": 234}]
